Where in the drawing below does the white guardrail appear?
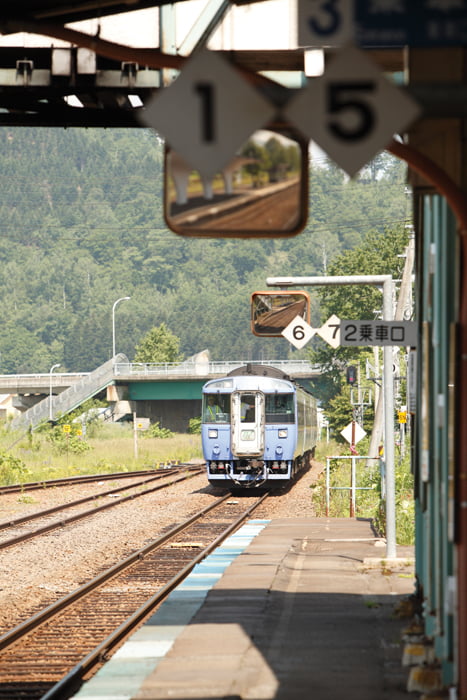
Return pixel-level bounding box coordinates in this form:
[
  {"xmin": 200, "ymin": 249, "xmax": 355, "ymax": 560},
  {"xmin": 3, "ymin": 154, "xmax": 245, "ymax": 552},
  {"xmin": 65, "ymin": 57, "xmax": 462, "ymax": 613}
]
[
  {"xmin": 0, "ymin": 360, "xmax": 319, "ymax": 387},
  {"xmin": 114, "ymin": 360, "xmax": 320, "ymax": 377}
]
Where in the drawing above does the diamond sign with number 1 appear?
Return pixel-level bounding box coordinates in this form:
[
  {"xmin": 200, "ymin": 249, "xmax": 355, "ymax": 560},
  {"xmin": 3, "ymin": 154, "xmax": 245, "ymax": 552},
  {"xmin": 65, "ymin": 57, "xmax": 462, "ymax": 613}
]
[{"xmin": 140, "ymin": 48, "xmax": 276, "ymax": 180}]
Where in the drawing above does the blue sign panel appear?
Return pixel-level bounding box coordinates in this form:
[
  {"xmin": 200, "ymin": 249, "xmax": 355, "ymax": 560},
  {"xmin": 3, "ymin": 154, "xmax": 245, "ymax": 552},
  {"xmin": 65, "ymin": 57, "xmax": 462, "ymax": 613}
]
[{"xmin": 356, "ymin": 0, "xmax": 467, "ymax": 48}]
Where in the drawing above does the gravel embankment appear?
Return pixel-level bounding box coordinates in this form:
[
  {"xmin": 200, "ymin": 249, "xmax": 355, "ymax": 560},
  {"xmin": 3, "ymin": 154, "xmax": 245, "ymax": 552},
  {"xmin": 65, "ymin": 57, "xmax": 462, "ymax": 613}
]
[{"xmin": 0, "ymin": 462, "xmax": 324, "ymax": 634}]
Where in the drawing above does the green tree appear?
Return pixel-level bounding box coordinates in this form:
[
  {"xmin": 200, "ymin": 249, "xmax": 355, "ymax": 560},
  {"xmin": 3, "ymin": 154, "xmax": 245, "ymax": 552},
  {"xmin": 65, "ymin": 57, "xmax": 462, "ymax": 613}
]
[
  {"xmin": 326, "ymin": 385, "xmax": 354, "ymax": 443},
  {"xmin": 240, "ymin": 139, "xmax": 264, "ymax": 186},
  {"xmin": 134, "ymin": 323, "xmax": 183, "ymax": 363},
  {"xmin": 264, "ymin": 136, "xmax": 288, "ymax": 182},
  {"xmin": 0, "ymin": 127, "xmax": 409, "ymax": 372},
  {"xmin": 307, "ymin": 223, "xmax": 410, "ymax": 412}
]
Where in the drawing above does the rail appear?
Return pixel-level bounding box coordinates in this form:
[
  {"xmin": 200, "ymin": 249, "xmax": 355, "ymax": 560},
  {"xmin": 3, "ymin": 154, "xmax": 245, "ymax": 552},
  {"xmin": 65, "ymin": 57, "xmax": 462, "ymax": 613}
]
[
  {"xmin": 0, "ymin": 492, "xmax": 268, "ymax": 700},
  {"xmin": 0, "ymin": 468, "xmax": 203, "ymax": 550}
]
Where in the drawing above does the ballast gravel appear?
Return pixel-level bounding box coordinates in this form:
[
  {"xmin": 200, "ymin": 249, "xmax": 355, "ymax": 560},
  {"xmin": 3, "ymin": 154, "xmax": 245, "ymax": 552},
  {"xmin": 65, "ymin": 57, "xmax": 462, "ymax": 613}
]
[{"xmin": 0, "ymin": 462, "xmax": 324, "ymax": 635}]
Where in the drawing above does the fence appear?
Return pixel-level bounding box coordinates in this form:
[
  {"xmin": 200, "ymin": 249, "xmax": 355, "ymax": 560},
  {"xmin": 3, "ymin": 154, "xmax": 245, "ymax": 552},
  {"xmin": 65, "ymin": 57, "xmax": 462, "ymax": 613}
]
[
  {"xmin": 325, "ymin": 455, "xmax": 382, "ymax": 517},
  {"xmin": 114, "ymin": 359, "xmax": 320, "ymax": 378}
]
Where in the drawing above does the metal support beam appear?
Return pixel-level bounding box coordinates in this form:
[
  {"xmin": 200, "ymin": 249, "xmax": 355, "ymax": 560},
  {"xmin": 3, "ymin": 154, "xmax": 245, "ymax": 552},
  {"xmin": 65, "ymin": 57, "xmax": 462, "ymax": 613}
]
[{"xmin": 178, "ymin": 0, "xmax": 232, "ymax": 56}]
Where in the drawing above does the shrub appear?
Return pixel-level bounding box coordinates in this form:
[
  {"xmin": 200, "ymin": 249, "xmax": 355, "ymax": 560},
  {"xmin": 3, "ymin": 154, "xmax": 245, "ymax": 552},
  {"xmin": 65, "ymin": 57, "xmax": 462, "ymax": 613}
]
[
  {"xmin": 0, "ymin": 451, "xmax": 28, "ymax": 485},
  {"xmin": 47, "ymin": 427, "xmax": 92, "ymax": 454},
  {"xmin": 188, "ymin": 417, "xmax": 201, "ymax": 434},
  {"xmin": 144, "ymin": 422, "xmax": 174, "ymax": 439}
]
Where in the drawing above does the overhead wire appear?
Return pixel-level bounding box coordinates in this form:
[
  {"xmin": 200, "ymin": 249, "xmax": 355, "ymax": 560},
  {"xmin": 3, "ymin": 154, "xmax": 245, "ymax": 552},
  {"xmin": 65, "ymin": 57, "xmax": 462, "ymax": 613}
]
[{"xmin": 0, "ymin": 215, "xmax": 413, "ymax": 245}]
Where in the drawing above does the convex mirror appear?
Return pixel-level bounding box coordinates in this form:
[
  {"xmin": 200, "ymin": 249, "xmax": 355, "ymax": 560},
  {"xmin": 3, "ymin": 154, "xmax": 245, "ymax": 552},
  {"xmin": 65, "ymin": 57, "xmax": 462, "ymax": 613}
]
[
  {"xmin": 251, "ymin": 291, "xmax": 310, "ymax": 337},
  {"xmin": 164, "ymin": 128, "xmax": 308, "ymax": 238}
]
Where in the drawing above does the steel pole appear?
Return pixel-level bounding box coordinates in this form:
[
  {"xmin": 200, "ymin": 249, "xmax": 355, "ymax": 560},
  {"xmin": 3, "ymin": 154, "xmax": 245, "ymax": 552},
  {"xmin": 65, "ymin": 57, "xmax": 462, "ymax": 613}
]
[
  {"xmin": 382, "ymin": 278, "xmax": 397, "ymax": 557},
  {"xmin": 266, "ymin": 274, "xmax": 397, "ymax": 558}
]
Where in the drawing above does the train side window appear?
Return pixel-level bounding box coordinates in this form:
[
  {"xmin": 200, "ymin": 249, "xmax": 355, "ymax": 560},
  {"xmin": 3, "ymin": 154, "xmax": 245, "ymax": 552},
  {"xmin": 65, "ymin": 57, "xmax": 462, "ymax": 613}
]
[{"xmin": 265, "ymin": 394, "xmax": 295, "ymax": 423}]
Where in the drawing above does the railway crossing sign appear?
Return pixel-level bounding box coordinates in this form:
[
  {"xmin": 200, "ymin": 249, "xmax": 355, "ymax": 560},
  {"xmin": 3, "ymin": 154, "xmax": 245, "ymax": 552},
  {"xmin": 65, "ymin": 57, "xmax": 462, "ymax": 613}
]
[
  {"xmin": 140, "ymin": 48, "xmax": 276, "ymax": 180},
  {"xmin": 284, "ymin": 44, "xmax": 420, "ymax": 177},
  {"xmin": 281, "ymin": 315, "xmax": 316, "ymax": 349}
]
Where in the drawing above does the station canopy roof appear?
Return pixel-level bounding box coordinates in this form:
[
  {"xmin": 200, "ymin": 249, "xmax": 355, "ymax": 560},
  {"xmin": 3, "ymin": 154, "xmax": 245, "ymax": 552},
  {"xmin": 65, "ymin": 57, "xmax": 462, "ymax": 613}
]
[
  {"xmin": 0, "ymin": 0, "xmax": 284, "ymax": 127},
  {"xmin": 1, "ymin": 1, "xmax": 193, "ymax": 25},
  {"xmin": 0, "ymin": 1, "xmax": 402, "ymax": 128}
]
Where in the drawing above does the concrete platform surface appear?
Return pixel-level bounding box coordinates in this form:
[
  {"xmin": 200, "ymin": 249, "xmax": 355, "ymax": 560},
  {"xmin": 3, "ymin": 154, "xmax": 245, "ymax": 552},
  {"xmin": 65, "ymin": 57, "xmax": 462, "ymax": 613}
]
[{"xmin": 73, "ymin": 518, "xmax": 415, "ymax": 700}]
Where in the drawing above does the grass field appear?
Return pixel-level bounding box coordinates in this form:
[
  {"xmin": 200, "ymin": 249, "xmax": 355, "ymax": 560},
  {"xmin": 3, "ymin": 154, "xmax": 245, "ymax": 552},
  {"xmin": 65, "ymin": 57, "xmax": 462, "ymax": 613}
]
[{"xmin": 0, "ymin": 421, "xmax": 204, "ymax": 485}]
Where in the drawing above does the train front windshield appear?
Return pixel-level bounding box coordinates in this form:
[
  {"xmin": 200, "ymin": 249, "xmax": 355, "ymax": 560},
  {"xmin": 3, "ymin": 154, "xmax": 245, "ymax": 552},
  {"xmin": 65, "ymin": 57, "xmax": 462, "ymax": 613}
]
[
  {"xmin": 265, "ymin": 393, "xmax": 295, "ymax": 423},
  {"xmin": 202, "ymin": 393, "xmax": 230, "ymax": 423}
]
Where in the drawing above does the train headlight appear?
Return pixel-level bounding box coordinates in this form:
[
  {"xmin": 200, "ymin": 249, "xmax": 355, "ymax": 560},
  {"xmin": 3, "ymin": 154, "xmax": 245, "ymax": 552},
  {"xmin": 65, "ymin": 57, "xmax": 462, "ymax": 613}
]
[
  {"xmin": 208, "ymin": 429, "xmax": 218, "ymax": 438},
  {"xmin": 278, "ymin": 429, "xmax": 288, "ymax": 438}
]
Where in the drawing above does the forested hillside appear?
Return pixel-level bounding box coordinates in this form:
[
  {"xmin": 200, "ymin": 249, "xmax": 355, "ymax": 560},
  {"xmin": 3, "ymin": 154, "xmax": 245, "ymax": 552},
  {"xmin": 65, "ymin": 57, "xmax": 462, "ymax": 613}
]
[{"xmin": 0, "ymin": 128, "xmax": 410, "ymax": 373}]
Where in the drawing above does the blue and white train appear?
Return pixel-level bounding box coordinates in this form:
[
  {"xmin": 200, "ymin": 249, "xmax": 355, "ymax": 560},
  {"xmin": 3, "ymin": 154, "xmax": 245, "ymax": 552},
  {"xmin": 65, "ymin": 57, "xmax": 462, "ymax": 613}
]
[{"xmin": 201, "ymin": 364, "xmax": 318, "ymax": 489}]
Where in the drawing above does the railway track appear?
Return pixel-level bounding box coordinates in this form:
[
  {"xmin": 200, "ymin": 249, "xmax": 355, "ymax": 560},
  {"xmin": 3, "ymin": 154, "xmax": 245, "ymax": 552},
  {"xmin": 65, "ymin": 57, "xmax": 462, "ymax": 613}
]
[
  {"xmin": 0, "ymin": 464, "xmax": 198, "ymax": 495},
  {"xmin": 0, "ymin": 491, "xmax": 268, "ymax": 700},
  {"xmin": 0, "ymin": 466, "xmax": 204, "ymax": 550},
  {"xmin": 196, "ymin": 181, "xmax": 300, "ymax": 231}
]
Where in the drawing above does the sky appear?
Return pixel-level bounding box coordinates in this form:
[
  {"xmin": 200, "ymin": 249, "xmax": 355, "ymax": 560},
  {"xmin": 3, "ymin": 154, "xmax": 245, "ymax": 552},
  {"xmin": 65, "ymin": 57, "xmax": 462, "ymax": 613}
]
[{"xmin": 0, "ymin": 0, "xmax": 297, "ymax": 51}]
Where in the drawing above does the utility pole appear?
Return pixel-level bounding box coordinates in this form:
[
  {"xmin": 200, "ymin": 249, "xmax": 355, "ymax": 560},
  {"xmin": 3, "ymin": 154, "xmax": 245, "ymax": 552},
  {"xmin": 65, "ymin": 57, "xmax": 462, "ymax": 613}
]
[
  {"xmin": 267, "ymin": 274, "xmax": 397, "ymax": 559},
  {"xmin": 367, "ymin": 234, "xmax": 414, "ymax": 463}
]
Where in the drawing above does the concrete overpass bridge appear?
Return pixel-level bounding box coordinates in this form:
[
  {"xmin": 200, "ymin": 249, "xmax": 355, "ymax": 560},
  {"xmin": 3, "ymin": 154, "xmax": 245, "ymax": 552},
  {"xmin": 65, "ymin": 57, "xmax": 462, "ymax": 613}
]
[{"xmin": 5, "ymin": 356, "xmax": 321, "ymax": 433}]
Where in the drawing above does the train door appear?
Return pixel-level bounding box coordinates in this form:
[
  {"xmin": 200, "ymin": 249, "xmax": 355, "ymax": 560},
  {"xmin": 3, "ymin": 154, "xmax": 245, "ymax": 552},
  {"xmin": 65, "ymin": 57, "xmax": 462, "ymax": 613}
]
[{"xmin": 231, "ymin": 391, "xmax": 265, "ymax": 456}]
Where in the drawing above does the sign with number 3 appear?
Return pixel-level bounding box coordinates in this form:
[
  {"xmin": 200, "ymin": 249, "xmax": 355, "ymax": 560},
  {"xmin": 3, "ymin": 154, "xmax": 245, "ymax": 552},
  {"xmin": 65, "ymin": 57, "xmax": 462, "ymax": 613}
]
[{"xmin": 298, "ymin": 0, "xmax": 354, "ymax": 47}]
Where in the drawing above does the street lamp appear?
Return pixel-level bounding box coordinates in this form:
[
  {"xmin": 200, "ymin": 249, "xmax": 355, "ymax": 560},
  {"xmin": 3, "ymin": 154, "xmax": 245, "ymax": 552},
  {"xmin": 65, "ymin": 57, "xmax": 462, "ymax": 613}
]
[
  {"xmin": 112, "ymin": 296, "xmax": 131, "ymax": 358},
  {"xmin": 49, "ymin": 363, "xmax": 61, "ymax": 421}
]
